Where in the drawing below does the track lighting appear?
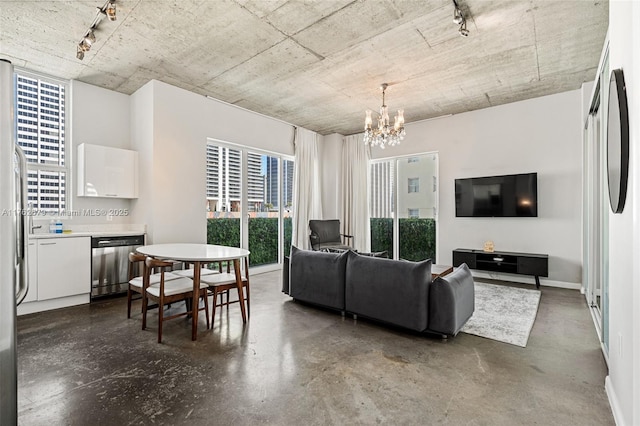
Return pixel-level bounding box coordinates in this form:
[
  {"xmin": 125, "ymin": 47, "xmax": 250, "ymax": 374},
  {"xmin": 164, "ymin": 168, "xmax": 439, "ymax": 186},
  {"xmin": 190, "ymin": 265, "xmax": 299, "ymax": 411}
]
[
  {"xmin": 452, "ymin": 0, "xmax": 470, "ymax": 37},
  {"xmin": 453, "ymin": 7, "xmax": 463, "ymax": 25},
  {"xmin": 84, "ymin": 30, "xmax": 96, "ymax": 46},
  {"xmin": 459, "ymin": 21, "xmax": 469, "ymax": 37},
  {"xmin": 75, "ymin": 0, "xmax": 118, "ymax": 60},
  {"xmin": 106, "ymin": 1, "xmax": 117, "ymax": 21}
]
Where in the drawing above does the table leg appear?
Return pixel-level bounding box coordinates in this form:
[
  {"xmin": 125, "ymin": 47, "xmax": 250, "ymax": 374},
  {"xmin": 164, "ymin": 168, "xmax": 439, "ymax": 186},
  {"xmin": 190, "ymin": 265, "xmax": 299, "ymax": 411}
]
[
  {"xmin": 192, "ymin": 261, "xmax": 201, "ymax": 341},
  {"xmin": 234, "ymin": 258, "xmax": 247, "ymax": 323}
]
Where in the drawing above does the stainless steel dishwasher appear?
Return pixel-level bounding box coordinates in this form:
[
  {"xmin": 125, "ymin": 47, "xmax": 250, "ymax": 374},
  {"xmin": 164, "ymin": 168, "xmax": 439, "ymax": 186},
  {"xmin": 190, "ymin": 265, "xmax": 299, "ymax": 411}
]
[{"xmin": 91, "ymin": 235, "xmax": 145, "ymax": 299}]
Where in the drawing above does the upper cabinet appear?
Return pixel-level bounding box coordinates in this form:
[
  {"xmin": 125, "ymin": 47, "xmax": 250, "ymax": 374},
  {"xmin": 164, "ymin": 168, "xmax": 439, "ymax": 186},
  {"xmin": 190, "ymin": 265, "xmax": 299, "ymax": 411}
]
[{"xmin": 77, "ymin": 144, "xmax": 139, "ymax": 198}]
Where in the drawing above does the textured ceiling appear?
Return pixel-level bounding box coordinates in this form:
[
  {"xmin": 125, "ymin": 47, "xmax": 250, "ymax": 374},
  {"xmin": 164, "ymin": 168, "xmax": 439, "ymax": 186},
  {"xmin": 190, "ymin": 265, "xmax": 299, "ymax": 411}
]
[{"xmin": 0, "ymin": 0, "xmax": 608, "ymax": 135}]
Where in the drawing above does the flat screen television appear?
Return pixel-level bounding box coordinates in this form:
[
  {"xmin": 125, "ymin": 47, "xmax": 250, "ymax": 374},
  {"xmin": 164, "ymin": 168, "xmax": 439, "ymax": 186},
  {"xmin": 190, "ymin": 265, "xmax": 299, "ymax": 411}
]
[{"xmin": 455, "ymin": 172, "xmax": 538, "ymax": 217}]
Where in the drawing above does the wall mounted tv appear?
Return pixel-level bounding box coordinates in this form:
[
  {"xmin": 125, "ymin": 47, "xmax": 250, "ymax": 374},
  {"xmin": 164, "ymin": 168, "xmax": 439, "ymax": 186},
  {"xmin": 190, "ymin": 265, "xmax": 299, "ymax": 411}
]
[{"xmin": 455, "ymin": 172, "xmax": 538, "ymax": 217}]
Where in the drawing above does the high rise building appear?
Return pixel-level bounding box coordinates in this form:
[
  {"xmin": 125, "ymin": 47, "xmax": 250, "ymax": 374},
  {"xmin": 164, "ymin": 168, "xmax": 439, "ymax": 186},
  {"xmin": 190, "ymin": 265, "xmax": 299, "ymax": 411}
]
[
  {"xmin": 265, "ymin": 157, "xmax": 293, "ymax": 210},
  {"xmin": 15, "ymin": 72, "xmax": 66, "ymax": 212},
  {"xmin": 206, "ymin": 143, "xmax": 263, "ymax": 212},
  {"xmin": 370, "ymin": 161, "xmax": 395, "ymax": 218}
]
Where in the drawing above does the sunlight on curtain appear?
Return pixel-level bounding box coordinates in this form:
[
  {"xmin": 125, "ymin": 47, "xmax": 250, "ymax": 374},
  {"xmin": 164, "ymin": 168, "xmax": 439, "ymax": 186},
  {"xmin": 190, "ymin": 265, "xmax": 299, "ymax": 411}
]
[
  {"xmin": 341, "ymin": 134, "xmax": 371, "ymax": 252},
  {"xmin": 291, "ymin": 128, "xmax": 323, "ymax": 250}
]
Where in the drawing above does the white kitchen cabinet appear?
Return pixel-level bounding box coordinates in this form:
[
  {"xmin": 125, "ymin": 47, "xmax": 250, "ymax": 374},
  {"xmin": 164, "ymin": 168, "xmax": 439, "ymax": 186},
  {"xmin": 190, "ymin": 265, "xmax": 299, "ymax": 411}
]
[
  {"xmin": 77, "ymin": 143, "xmax": 138, "ymax": 198},
  {"xmin": 23, "ymin": 241, "xmax": 38, "ymax": 303},
  {"xmin": 37, "ymin": 237, "xmax": 91, "ymax": 300}
]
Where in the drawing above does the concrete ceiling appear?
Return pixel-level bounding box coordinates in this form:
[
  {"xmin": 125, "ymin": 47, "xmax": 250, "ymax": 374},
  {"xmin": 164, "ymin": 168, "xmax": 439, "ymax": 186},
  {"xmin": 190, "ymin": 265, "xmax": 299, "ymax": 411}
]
[{"xmin": 0, "ymin": 0, "xmax": 608, "ymax": 136}]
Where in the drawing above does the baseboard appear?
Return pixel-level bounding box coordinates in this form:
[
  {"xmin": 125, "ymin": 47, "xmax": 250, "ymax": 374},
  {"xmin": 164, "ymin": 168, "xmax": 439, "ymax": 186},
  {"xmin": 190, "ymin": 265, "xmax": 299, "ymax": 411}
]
[
  {"xmin": 605, "ymin": 376, "xmax": 625, "ymax": 426},
  {"xmin": 469, "ymin": 270, "xmax": 581, "ymax": 290},
  {"xmin": 17, "ymin": 294, "xmax": 90, "ymax": 316}
]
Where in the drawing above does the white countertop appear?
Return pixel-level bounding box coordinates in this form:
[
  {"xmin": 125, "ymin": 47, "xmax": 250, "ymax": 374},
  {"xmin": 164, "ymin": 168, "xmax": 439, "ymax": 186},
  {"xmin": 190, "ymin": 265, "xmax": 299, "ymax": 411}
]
[
  {"xmin": 29, "ymin": 223, "xmax": 146, "ymax": 239},
  {"xmin": 30, "ymin": 230, "xmax": 145, "ymax": 239}
]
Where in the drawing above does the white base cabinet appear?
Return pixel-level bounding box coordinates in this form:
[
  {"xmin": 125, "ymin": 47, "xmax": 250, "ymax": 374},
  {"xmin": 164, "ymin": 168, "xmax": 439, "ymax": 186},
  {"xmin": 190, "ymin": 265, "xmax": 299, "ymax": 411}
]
[
  {"xmin": 37, "ymin": 237, "xmax": 90, "ymax": 300},
  {"xmin": 18, "ymin": 237, "xmax": 91, "ymax": 315}
]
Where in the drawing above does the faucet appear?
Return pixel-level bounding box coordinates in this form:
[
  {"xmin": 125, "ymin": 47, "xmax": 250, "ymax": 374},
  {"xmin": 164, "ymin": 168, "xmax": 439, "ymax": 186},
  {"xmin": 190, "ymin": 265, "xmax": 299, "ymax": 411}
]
[{"xmin": 28, "ymin": 204, "xmax": 41, "ymax": 234}]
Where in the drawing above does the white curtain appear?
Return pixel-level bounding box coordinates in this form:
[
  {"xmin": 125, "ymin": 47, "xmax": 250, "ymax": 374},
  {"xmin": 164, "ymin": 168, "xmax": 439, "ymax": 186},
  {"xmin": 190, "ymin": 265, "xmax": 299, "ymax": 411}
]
[
  {"xmin": 341, "ymin": 134, "xmax": 371, "ymax": 252},
  {"xmin": 291, "ymin": 127, "xmax": 323, "ymax": 250}
]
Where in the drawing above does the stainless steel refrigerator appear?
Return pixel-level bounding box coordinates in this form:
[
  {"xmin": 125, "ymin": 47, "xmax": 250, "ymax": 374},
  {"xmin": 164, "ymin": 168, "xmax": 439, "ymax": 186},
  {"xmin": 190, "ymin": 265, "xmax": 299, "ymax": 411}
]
[{"xmin": 0, "ymin": 59, "xmax": 29, "ymax": 425}]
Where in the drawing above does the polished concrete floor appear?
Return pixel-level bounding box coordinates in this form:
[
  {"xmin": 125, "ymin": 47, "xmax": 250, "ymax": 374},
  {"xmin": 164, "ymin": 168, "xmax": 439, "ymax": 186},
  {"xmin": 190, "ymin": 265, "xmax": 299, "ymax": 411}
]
[{"xmin": 17, "ymin": 272, "xmax": 613, "ymax": 425}]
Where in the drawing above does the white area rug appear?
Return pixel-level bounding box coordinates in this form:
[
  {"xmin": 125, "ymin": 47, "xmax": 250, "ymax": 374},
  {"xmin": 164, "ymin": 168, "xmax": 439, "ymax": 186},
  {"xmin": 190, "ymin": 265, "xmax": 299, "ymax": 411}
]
[{"xmin": 461, "ymin": 281, "xmax": 541, "ymax": 347}]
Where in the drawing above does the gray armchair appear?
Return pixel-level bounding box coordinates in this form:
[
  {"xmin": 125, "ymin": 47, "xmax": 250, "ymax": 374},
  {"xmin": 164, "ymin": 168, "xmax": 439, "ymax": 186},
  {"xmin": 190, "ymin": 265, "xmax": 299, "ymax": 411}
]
[{"xmin": 309, "ymin": 219, "xmax": 353, "ymax": 251}]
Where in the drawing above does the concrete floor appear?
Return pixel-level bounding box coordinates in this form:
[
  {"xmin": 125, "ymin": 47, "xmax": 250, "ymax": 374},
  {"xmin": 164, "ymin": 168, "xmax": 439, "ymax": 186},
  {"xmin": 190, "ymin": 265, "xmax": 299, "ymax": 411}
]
[{"xmin": 17, "ymin": 271, "xmax": 613, "ymax": 425}]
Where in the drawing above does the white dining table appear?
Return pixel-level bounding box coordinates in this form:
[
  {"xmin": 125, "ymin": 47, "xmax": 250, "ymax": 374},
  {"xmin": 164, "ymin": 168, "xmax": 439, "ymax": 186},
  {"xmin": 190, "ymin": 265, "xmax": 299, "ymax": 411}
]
[{"xmin": 136, "ymin": 243, "xmax": 250, "ymax": 341}]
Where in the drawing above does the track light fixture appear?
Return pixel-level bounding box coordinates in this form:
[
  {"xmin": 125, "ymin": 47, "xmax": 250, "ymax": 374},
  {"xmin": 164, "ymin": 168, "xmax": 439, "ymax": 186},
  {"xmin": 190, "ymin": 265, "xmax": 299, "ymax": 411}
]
[
  {"xmin": 84, "ymin": 29, "xmax": 96, "ymax": 46},
  {"xmin": 452, "ymin": 0, "xmax": 470, "ymax": 37},
  {"xmin": 459, "ymin": 21, "xmax": 469, "ymax": 37},
  {"xmin": 106, "ymin": 1, "xmax": 117, "ymax": 21},
  {"xmin": 75, "ymin": 0, "xmax": 118, "ymax": 60},
  {"xmin": 453, "ymin": 6, "xmax": 463, "ymax": 25}
]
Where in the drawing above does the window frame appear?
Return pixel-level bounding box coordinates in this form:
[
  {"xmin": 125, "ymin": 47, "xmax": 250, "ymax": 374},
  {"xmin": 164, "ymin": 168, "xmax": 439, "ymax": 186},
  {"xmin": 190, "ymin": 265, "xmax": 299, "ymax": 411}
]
[
  {"xmin": 14, "ymin": 68, "xmax": 70, "ymax": 216},
  {"xmin": 408, "ymin": 177, "xmax": 420, "ymax": 193},
  {"xmin": 206, "ymin": 138, "xmax": 294, "ymax": 272}
]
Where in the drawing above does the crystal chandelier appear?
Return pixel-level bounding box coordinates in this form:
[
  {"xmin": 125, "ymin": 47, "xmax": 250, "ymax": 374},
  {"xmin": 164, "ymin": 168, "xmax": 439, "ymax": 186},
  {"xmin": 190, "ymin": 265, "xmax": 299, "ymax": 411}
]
[{"xmin": 364, "ymin": 83, "xmax": 405, "ymax": 149}]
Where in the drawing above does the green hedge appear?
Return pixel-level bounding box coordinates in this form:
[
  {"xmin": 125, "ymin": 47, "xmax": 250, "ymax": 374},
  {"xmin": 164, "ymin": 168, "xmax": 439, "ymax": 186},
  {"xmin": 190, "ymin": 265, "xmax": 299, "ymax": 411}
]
[
  {"xmin": 207, "ymin": 217, "xmax": 433, "ymax": 265},
  {"xmin": 398, "ymin": 218, "xmax": 436, "ymax": 261},
  {"xmin": 370, "ymin": 217, "xmax": 436, "ymax": 261},
  {"xmin": 207, "ymin": 217, "xmax": 292, "ymax": 267}
]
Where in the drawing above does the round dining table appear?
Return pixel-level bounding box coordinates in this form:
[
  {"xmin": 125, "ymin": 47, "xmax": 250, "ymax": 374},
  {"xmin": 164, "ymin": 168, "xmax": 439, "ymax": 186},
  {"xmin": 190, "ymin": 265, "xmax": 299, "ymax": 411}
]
[{"xmin": 136, "ymin": 243, "xmax": 250, "ymax": 341}]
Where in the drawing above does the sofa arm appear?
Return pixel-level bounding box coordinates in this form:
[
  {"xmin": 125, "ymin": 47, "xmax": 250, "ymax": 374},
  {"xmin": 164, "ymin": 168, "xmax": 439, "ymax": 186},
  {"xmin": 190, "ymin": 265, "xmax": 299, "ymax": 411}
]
[{"xmin": 428, "ymin": 263, "xmax": 475, "ymax": 336}]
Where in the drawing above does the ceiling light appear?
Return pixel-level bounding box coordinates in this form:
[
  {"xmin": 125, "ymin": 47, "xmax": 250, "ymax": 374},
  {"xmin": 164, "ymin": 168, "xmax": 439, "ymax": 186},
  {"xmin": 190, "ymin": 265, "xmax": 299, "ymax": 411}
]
[
  {"xmin": 75, "ymin": 0, "xmax": 118, "ymax": 61},
  {"xmin": 453, "ymin": 7, "xmax": 463, "ymax": 25},
  {"xmin": 79, "ymin": 38, "xmax": 92, "ymax": 52},
  {"xmin": 84, "ymin": 30, "xmax": 96, "ymax": 46},
  {"xmin": 459, "ymin": 21, "xmax": 470, "ymax": 37},
  {"xmin": 363, "ymin": 83, "xmax": 405, "ymax": 149},
  {"xmin": 106, "ymin": 1, "xmax": 117, "ymax": 21},
  {"xmin": 452, "ymin": 0, "xmax": 470, "ymax": 37}
]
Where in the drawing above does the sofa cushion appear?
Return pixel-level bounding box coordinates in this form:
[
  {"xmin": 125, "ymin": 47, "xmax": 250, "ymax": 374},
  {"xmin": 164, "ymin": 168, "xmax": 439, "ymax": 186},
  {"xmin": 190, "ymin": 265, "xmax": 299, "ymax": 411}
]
[
  {"xmin": 428, "ymin": 263, "xmax": 475, "ymax": 336},
  {"xmin": 289, "ymin": 246, "xmax": 348, "ymax": 310},
  {"xmin": 345, "ymin": 251, "xmax": 432, "ymax": 332}
]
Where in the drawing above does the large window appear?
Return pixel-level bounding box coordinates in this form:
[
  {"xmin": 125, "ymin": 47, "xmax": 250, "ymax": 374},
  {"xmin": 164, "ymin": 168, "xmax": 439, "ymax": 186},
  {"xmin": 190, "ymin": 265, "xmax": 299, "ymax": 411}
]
[
  {"xmin": 206, "ymin": 140, "xmax": 293, "ymax": 268},
  {"xmin": 370, "ymin": 153, "xmax": 438, "ymax": 261},
  {"xmin": 14, "ymin": 70, "xmax": 68, "ymax": 214}
]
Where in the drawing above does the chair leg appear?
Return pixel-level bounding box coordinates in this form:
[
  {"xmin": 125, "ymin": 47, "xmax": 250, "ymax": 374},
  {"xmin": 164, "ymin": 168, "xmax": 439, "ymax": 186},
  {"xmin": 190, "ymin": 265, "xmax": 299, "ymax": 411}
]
[
  {"xmin": 127, "ymin": 288, "xmax": 132, "ymax": 318},
  {"xmin": 142, "ymin": 292, "xmax": 148, "ymax": 330},
  {"xmin": 211, "ymin": 289, "xmax": 219, "ymax": 325},
  {"xmin": 245, "ymin": 283, "xmax": 250, "ymax": 318},
  {"xmin": 157, "ymin": 299, "xmax": 164, "ymax": 344},
  {"xmin": 203, "ymin": 290, "xmax": 210, "ymax": 330}
]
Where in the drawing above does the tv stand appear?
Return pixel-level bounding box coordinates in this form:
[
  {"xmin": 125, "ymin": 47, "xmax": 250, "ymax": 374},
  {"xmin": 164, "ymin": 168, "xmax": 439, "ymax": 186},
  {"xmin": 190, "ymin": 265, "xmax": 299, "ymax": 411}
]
[{"xmin": 452, "ymin": 248, "xmax": 548, "ymax": 289}]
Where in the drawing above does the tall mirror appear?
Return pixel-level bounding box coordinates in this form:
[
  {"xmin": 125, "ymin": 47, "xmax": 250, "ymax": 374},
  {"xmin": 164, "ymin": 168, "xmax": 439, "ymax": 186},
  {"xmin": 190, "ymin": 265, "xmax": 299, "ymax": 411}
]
[{"xmin": 607, "ymin": 68, "xmax": 629, "ymax": 214}]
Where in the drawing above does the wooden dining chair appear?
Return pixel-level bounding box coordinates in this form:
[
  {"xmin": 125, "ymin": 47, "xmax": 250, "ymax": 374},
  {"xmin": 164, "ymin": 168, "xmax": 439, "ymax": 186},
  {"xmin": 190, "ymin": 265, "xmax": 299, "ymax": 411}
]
[
  {"xmin": 172, "ymin": 261, "xmax": 221, "ymax": 278},
  {"xmin": 142, "ymin": 257, "xmax": 210, "ymax": 343},
  {"xmin": 127, "ymin": 252, "xmax": 181, "ymax": 318},
  {"xmin": 200, "ymin": 256, "xmax": 250, "ymax": 325}
]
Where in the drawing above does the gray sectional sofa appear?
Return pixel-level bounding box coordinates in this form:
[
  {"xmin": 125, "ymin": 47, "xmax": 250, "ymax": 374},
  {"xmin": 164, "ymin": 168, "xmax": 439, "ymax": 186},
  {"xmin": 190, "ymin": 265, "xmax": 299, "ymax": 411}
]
[{"xmin": 284, "ymin": 246, "xmax": 475, "ymax": 337}]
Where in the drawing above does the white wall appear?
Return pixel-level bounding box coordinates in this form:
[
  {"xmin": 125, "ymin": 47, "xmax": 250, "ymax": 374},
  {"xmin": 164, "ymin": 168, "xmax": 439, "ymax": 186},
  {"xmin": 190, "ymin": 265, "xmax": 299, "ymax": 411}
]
[
  {"xmin": 605, "ymin": 1, "xmax": 640, "ymax": 424},
  {"xmin": 130, "ymin": 80, "xmax": 295, "ymax": 244},
  {"xmin": 361, "ymin": 90, "xmax": 583, "ymax": 286},
  {"xmin": 39, "ymin": 80, "xmax": 132, "ymax": 228},
  {"xmin": 129, "ymin": 81, "xmax": 155, "ymax": 237}
]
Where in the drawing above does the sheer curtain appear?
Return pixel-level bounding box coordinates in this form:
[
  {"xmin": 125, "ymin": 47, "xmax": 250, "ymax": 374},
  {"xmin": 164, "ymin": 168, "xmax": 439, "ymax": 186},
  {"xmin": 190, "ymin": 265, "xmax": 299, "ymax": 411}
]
[
  {"xmin": 341, "ymin": 134, "xmax": 371, "ymax": 252},
  {"xmin": 291, "ymin": 127, "xmax": 323, "ymax": 250}
]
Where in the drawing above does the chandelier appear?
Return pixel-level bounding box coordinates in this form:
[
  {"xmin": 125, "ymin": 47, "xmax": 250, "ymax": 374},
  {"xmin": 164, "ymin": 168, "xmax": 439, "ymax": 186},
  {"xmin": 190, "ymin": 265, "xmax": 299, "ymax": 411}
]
[{"xmin": 364, "ymin": 83, "xmax": 405, "ymax": 149}]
